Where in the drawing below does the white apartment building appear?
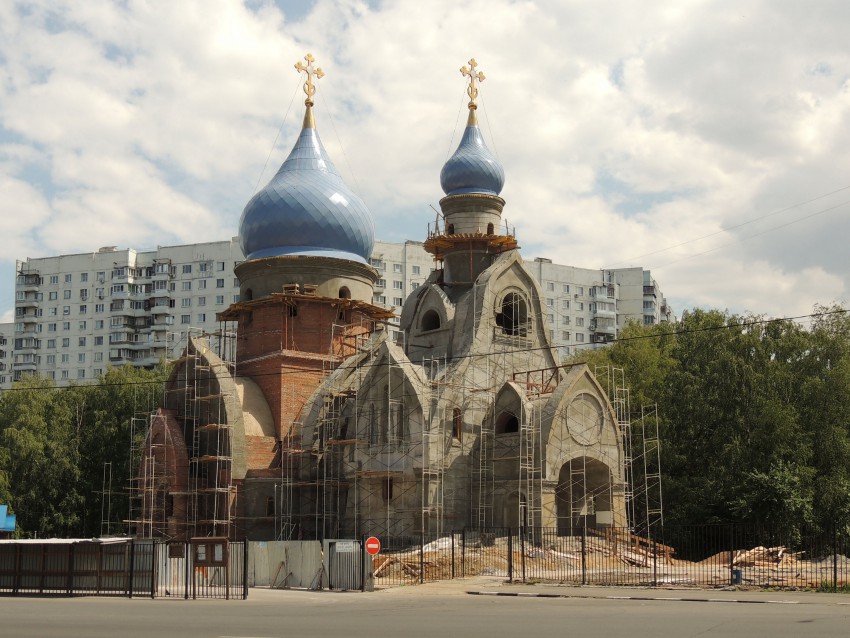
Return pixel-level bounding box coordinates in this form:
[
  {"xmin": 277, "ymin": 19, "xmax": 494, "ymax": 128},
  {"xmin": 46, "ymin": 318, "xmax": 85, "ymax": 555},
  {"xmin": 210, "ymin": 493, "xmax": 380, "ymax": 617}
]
[{"xmin": 7, "ymin": 239, "xmax": 672, "ymax": 388}]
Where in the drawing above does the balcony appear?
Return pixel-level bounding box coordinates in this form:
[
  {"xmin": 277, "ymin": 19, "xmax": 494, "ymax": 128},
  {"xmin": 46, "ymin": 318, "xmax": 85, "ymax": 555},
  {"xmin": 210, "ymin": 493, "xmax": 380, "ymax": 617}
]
[{"xmin": 16, "ymin": 273, "xmax": 41, "ymax": 290}]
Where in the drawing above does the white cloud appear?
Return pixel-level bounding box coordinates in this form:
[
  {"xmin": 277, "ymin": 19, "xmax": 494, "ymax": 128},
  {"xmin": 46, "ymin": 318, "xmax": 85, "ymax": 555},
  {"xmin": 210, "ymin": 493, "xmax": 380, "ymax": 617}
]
[{"xmin": 0, "ymin": 0, "xmax": 849, "ymax": 323}]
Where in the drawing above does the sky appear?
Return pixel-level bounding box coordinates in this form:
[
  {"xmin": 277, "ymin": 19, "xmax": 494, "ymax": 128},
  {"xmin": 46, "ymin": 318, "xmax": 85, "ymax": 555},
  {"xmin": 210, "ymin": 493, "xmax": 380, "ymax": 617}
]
[{"xmin": 1, "ymin": 0, "xmax": 849, "ymax": 325}]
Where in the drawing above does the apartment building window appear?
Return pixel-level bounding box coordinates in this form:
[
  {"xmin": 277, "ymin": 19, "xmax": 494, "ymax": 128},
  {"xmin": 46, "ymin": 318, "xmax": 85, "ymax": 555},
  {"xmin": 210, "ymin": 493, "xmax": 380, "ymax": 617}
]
[
  {"xmin": 182, "ymin": 281, "xmax": 192, "ymax": 291},
  {"xmin": 376, "ymin": 295, "xmax": 386, "ymax": 304},
  {"xmin": 233, "ymin": 295, "xmax": 239, "ymax": 303},
  {"xmin": 562, "ymin": 316, "xmax": 570, "ymax": 325},
  {"xmin": 215, "ymin": 295, "xmax": 224, "ymax": 305},
  {"xmin": 78, "ymin": 337, "xmax": 86, "ymax": 347},
  {"xmin": 182, "ymin": 265, "xmax": 192, "ymax": 274},
  {"xmin": 94, "ymin": 368, "xmax": 102, "ymax": 377},
  {"xmin": 62, "ymin": 338, "xmax": 70, "ymax": 347},
  {"xmin": 575, "ymin": 317, "xmax": 584, "ymax": 327},
  {"xmin": 563, "ymin": 284, "xmax": 570, "ymax": 294},
  {"xmin": 233, "ymin": 278, "xmax": 239, "ymax": 287},
  {"xmin": 393, "ymin": 264, "xmax": 403, "ymax": 273},
  {"xmin": 217, "ymin": 261, "xmax": 225, "ymax": 271},
  {"xmin": 48, "ymin": 323, "xmax": 57, "ymax": 332},
  {"xmin": 576, "ymin": 333, "xmax": 585, "ymax": 342},
  {"xmin": 644, "ymin": 316, "xmax": 656, "ymax": 325},
  {"xmin": 63, "ymin": 289, "xmax": 71, "ymax": 299},
  {"xmin": 547, "ymin": 282, "xmax": 554, "ymax": 292},
  {"xmin": 577, "ymin": 287, "xmax": 584, "ymax": 295},
  {"xmin": 47, "ymin": 354, "xmax": 56, "ymax": 364},
  {"xmin": 376, "ymin": 279, "xmax": 386, "ymax": 287},
  {"xmin": 80, "ymin": 273, "xmax": 88, "ymax": 283},
  {"xmin": 79, "ymin": 290, "xmax": 88, "ymax": 301},
  {"xmin": 49, "ymin": 291, "xmax": 57, "ymax": 300},
  {"xmin": 64, "ymin": 274, "xmax": 72, "ymax": 283},
  {"xmin": 411, "ymin": 282, "xmax": 419, "ymax": 290},
  {"xmin": 47, "ymin": 339, "xmax": 56, "ymax": 349},
  {"xmin": 198, "ymin": 297, "xmax": 206, "ymax": 306},
  {"xmin": 546, "ymin": 298, "xmax": 553, "ymax": 307},
  {"xmin": 111, "ymin": 317, "xmax": 122, "ymax": 327},
  {"xmin": 95, "ymin": 320, "xmax": 104, "ymax": 329},
  {"xmin": 393, "ymin": 281, "xmax": 403, "ymax": 290},
  {"xmin": 181, "ymin": 298, "xmax": 191, "ymax": 307},
  {"xmin": 181, "ymin": 315, "xmax": 190, "ymax": 324},
  {"xmin": 79, "ymin": 305, "xmax": 86, "ymax": 314},
  {"xmin": 169, "ymin": 283, "xmax": 176, "ymax": 292},
  {"xmin": 95, "ymin": 304, "xmax": 104, "ymax": 313},
  {"xmin": 197, "ymin": 313, "xmax": 206, "ymax": 322},
  {"xmin": 577, "ymin": 302, "xmax": 584, "ymax": 311},
  {"xmin": 412, "ymin": 265, "xmax": 420, "ymax": 275},
  {"xmin": 561, "ymin": 331, "xmax": 571, "ymax": 340},
  {"xmin": 61, "ymin": 354, "xmax": 70, "ymax": 363},
  {"xmin": 60, "ymin": 370, "xmax": 68, "ymax": 379},
  {"xmin": 393, "ymin": 297, "xmax": 403, "ymax": 306},
  {"xmin": 95, "ymin": 336, "xmax": 103, "ymax": 346},
  {"xmin": 48, "ymin": 307, "xmax": 57, "ymax": 316},
  {"xmin": 548, "ymin": 314, "xmax": 554, "ymax": 323},
  {"xmin": 49, "ymin": 275, "xmax": 59, "ymax": 285},
  {"xmin": 78, "ymin": 353, "xmax": 85, "ymax": 363},
  {"xmin": 562, "ymin": 299, "xmax": 570, "ymax": 310},
  {"xmin": 198, "ymin": 279, "xmax": 207, "ymax": 289},
  {"xmin": 199, "ymin": 262, "xmax": 208, "ymax": 272},
  {"xmin": 62, "ymin": 322, "xmax": 70, "ymax": 331},
  {"xmin": 96, "ymin": 271, "xmax": 105, "ymax": 280},
  {"xmin": 369, "ymin": 258, "xmax": 384, "ymax": 269},
  {"xmin": 112, "ymin": 284, "xmax": 125, "ymax": 294},
  {"xmin": 94, "ymin": 352, "xmax": 103, "ymax": 362},
  {"xmin": 216, "ymin": 279, "xmax": 224, "ymax": 288}
]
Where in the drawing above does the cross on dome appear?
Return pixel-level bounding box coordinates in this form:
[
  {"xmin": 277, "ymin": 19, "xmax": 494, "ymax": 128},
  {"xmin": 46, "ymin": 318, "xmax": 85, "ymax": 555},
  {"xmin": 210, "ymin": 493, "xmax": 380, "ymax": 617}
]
[
  {"xmin": 460, "ymin": 58, "xmax": 486, "ymax": 109},
  {"xmin": 295, "ymin": 53, "xmax": 325, "ymax": 106}
]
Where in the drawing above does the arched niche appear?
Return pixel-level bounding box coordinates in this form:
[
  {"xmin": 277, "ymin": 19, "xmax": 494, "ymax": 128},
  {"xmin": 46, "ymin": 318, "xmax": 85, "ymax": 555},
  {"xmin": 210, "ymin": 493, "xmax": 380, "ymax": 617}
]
[
  {"xmin": 555, "ymin": 457, "xmax": 613, "ymax": 535},
  {"xmin": 421, "ymin": 309, "xmax": 441, "ymax": 332}
]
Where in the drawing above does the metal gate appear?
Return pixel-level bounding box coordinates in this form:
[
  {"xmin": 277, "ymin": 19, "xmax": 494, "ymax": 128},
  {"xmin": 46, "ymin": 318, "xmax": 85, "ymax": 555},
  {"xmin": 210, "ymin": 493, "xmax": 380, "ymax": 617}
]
[{"xmin": 323, "ymin": 539, "xmax": 371, "ymax": 591}]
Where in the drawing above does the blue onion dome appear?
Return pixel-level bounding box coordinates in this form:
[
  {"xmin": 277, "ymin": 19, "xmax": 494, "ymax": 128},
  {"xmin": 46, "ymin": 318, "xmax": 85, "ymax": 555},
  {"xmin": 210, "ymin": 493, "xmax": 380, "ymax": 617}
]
[
  {"xmin": 440, "ymin": 109, "xmax": 505, "ymax": 196},
  {"xmin": 239, "ymin": 105, "xmax": 375, "ymax": 263}
]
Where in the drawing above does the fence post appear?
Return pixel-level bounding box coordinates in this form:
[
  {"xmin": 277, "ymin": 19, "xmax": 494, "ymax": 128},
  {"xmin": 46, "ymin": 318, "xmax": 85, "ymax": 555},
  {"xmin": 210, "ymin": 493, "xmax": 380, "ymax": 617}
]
[
  {"xmin": 834, "ymin": 524, "xmax": 839, "ymax": 593},
  {"xmin": 728, "ymin": 523, "xmax": 735, "ymax": 587},
  {"xmin": 520, "ymin": 526, "xmax": 526, "ymax": 583},
  {"xmin": 13, "ymin": 544, "xmax": 21, "ymax": 596},
  {"xmin": 361, "ymin": 535, "xmax": 366, "ymax": 593},
  {"xmin": 243, "ymin": 541, "xmax": 249, "ymax": 599},
  {"xmin": 652, "ymin": 536, "xmax": 657, "ymax": 587},
  {"xmin": 462, "ymin": 528, "xmax": 466, "ymax": 578},
  {"xmin": 581, "ymin": 526, "xmax": 587, "ymax": 586},
  {"xmin": 150, "ymin": 543, "xmax": 157, "ymax": 599},
  {"xmin": 184, "ymin": 542, "xmax": 190, "ymax": 600},
  {"xmin": 451, "ymin": 532, "xmax": 455, "ymax": 580},
  {"xmin": 419, "ymin": 531, "xmax": 425, "ymax": 584},
  {"xmin": 507, "ymin": 529, "xmax": 513, "ymax": 582},
  {"xmin": 67, "ymin": 543, "xmax": 74, "ymax": 596},
  {"xmin": 128, "ymin": 540, "xmax": 135, "ymax": 599}
]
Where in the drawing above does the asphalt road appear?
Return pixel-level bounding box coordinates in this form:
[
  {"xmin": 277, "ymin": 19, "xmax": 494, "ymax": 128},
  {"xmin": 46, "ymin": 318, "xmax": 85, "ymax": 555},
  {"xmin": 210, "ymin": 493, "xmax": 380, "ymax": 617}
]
[{"xmin": 2, "ymin": 585, "xmax": 849, "ymax": 638}]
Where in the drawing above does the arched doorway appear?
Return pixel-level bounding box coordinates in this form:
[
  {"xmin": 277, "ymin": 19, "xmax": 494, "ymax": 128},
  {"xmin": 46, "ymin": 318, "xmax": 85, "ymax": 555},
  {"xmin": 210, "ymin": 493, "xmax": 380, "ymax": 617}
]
[{"xmin": 555, "ymin": 457, "xmax": 613, "ymax": 535}]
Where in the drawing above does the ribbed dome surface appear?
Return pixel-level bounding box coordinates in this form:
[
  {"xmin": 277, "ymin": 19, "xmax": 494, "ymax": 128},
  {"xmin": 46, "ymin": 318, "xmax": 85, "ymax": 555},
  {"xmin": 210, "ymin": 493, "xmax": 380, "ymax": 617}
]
[
  {"xmin": 440, "ymin": 121, "xmax": 505, "ymax": 196},
  {"xmin": 239, "ymin": 123, "xmax": 374, "ymax": 263}
]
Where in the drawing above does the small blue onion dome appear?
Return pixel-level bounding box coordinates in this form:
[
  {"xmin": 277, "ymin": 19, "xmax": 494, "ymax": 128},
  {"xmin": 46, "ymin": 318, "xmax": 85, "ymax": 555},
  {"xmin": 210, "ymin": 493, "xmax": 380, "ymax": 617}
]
[
  {"xmin": 239, "ymin": 107, "xmax": 375, "ymax": 263},
  {"xmin": 440, "ymin": 110, "xmax": 505, "ymax": 196}
]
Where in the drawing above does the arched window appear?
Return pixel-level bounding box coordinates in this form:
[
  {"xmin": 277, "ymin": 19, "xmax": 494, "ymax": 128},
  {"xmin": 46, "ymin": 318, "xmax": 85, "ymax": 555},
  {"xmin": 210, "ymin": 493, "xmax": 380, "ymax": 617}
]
[
  {"xmin": 338, "ymin": 286, "xmax": 350, "ymax": 299},
  {"xmin": 496, "ymin": 292, "xmax": 528, "ymax": 336},
  {"xmin": 487, "ymin": 222, "xmax": 494, "ymax": 235},
  {"xmin": 421, "ymin": 309, "xmax": 441, "ymax": 332},
  {"xmin": 495, "ymin": 410, "xmax": 519, "ymax": 434},
  {"xmin": 447, "ymin": 224, "xmax": 455, "ymax": 235},
  {"xmin": 452, "ymin": 407, "xmax": 462, "ymax": 442},
  {"xmin": 287, "ymin": 303, "xmax": 297, "ymax": 317},
  {"xmin": 244, "ymin": 288, "xmax": 253, "ymax": 301}
]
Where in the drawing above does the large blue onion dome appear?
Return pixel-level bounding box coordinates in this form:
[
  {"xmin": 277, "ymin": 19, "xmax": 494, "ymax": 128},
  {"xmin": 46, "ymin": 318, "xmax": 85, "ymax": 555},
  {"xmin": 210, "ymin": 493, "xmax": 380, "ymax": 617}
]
[
  {"xmin": 239, "ymin": 105, "xmax": 375, "ymax": 263},
  {"xmin": 440, "ymin": 108, "xmax": 505, "ymax": 196}
]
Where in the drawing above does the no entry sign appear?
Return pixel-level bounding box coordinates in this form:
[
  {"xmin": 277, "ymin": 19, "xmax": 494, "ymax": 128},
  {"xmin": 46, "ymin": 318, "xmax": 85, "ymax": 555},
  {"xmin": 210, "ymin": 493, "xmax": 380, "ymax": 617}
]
[{"xmin": 365, "ymin": 536, "xmax": 381, "ymax": 555}]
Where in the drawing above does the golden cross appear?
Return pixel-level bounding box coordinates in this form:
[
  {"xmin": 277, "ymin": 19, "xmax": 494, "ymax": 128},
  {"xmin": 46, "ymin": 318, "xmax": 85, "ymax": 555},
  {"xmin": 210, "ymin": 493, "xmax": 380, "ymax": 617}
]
[
  {"xmin": 460, "ymin": 58, "xmax": 486, "ymax": 108},
  {"xmin": 294, "ymin": 53, "xmax": 325, "ymax": 106}
]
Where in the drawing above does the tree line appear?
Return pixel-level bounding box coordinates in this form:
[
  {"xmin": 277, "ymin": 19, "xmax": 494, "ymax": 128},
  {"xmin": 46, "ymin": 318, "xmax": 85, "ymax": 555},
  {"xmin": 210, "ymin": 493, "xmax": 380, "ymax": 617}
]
[
  {"xmin": 0, "ymin": 365, "xmax": 168, "ymax": 538},
  {"xmin": 574, "ymin": 304, "xmax": 850, "ymax": 535}
]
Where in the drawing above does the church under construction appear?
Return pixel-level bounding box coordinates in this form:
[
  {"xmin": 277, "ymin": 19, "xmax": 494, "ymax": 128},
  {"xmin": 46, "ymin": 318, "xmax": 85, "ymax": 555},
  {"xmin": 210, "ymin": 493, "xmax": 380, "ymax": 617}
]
[{"xmin": 133, "ymin": 56, "xmax": 654, "ymax": 543}]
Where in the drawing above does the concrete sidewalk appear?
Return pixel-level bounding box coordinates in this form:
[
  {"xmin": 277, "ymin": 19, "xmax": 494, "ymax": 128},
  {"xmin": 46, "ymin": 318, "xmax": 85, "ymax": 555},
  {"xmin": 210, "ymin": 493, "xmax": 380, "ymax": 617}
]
[{"xmin": 371, "ymin": 576, "xmax": 850, "ymax": 606}]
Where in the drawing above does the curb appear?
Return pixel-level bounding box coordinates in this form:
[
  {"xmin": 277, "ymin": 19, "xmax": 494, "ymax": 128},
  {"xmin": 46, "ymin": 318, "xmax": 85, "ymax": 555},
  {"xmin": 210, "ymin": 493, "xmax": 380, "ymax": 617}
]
[{"xmin": 466, "ymin": 591, "xmax": 800, "ymax": 605}]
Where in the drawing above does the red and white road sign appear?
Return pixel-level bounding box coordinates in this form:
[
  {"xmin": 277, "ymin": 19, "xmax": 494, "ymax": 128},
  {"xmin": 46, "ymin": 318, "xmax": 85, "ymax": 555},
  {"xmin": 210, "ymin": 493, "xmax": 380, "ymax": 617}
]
[{"xmin": 365, "ymin": 536, "xmax": 381, "ymax": 555}]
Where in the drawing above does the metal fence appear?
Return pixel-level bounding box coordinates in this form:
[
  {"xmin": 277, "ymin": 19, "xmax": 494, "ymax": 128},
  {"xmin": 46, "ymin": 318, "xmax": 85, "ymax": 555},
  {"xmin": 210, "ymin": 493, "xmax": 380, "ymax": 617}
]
[
  {"xmin": 371, "ymin": 525, "xmax": 850, "ymax": 591},
  {"xmin": 0, "ymin": 539, "xmax": 247, "ymax": 599}
]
